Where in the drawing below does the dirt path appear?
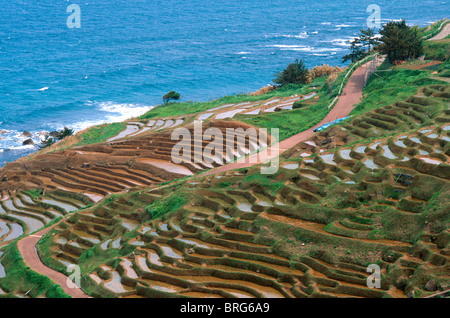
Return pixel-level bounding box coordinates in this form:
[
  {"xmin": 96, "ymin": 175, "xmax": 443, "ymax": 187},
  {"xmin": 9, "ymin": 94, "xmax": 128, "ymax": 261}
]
[
  {"xmin": 17, "ymin": 224, "xmax": 91, "ymax": 298},
  {"xmin": 428, "ymin": 20, "xmax": 450, "ymax": 41},
  {"xmin": 204, "ymin": 57, "xmax": 384, "ymax": 175}
]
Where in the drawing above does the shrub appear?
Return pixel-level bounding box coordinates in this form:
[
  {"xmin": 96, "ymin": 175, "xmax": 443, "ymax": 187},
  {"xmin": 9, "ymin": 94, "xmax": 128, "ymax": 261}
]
[
  {"xmin": 55, "ymin": 127, "xmax": 74, "ymax": 140},
  {"xmin": 307, "ymin": 65, "xmax": 341, "ymax": 83},
  {"xmin": 273, "ymin": 59, "xmax": 309, "ymax": 86},
  {"xmin": 38, "ymin": 136, "xmax": 56, "ymax": 149},
  {"xmin": 38, "ymin": 127, "xmax": 74, "ymax": 149},
  {"xmin": 293, "ymin": 101, "xmax": 306, "ymax": 109},
  {"xmin": 342, "ymin": 38, "xmax": 367, "ymax": 63}
]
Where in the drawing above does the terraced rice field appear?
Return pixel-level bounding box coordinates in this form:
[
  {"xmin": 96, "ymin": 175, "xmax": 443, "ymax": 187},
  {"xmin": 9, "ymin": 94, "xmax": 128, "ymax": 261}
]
[
  {"xmin": 0, "ymin": 191, "xmax": 87, "ymax": 247},
  {"xmin": 194, "ymin": 93, "xmax": 316, "ymax": 121},
  {"xmin": 36, "ymin": 84, "xmax": 449, "ymax": 298},
  {"xmin": 0, "ymin": 76, "xmax": 448, "ymax": 298},
  {"xmin": 0, "ymin": 121, "xmax": 272, "ymax": 205}
]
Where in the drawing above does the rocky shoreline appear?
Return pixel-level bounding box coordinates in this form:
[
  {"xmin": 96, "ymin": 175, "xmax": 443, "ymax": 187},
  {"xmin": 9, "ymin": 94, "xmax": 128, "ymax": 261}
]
[{"xmin": 0, "ymin": 128, "xmax": 65, "ymax": 147}]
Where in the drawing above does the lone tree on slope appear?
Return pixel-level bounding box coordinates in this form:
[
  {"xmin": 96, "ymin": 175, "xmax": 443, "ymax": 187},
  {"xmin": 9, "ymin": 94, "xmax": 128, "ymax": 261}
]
[{"xmin": 163, "ymin": 91, "xmax": 181, "ymax": 105}]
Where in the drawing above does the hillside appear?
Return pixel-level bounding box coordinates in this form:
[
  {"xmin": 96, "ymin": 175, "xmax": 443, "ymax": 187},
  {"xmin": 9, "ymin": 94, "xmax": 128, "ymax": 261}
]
[{"xmin": 0, "ymin": 21, "xmax": 448, "ymax": 299}]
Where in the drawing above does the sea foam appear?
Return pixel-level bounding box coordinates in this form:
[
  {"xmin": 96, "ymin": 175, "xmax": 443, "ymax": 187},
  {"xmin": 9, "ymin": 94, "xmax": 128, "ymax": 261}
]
[{"xmin": 69, "ymin": 102, "xmax": 155, "ymax": 133}]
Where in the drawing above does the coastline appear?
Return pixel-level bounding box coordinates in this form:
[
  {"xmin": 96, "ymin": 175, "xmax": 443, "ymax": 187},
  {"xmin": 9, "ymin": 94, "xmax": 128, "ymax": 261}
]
[
  {"xmin": 0, "ymin": 13, "xmax": 448, "ymax": 299},
  {"xmin": 1, "ymin": 14, "xmax": 444, "ymax": 168},
  {"xmin": 0, "ymin": 104, "xmax": 155, "ymax": 168}
]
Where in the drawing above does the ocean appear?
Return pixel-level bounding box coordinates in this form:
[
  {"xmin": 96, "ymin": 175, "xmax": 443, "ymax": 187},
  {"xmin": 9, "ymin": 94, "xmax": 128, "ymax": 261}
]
[{"xmin": 0, "ymin": 0, "xmax": 448, "ymax": 166}]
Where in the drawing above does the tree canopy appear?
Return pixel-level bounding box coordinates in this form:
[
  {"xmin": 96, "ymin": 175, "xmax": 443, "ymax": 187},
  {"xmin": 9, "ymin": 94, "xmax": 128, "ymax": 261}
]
[
  {"xmin": 377, "ymin": 20, "xmax": 423, "ymax": 63},
  {"xmin": 163, "ymin": 91, "xmax": 181, "ymax": 105},
  {"xmin": 342, "ymin": 28, "xmax": 379, "ymax": 63},
  {"xmin": 273, "ymin": 59, "xmax": 309, "ymax": 86}
]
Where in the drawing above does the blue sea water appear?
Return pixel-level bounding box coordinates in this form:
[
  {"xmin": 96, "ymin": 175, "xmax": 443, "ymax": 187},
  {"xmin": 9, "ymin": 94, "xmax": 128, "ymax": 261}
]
[{"xmin": 0, "ymin": 0, "xmax": 448, "ymax": 166}]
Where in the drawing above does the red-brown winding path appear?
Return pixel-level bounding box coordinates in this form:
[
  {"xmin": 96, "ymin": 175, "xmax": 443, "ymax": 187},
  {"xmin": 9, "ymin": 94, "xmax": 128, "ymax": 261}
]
[
  {"xmin": 17, "ymin": 224, "xmax": 91, "ymax": 298},
  {"xmin": 204, "ymin": 56, "xmax": 385, "ymax": 176}
]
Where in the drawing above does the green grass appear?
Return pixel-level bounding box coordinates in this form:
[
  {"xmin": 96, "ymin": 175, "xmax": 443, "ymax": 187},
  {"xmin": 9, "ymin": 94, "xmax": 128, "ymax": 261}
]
[
  {"xmin": 420, "ymin": 19, "xmax": 449, "ymax": 40},
  {"xmin": 236, "ymin": 78, "xmax": 333, "ymax": 140},
  {"xmin": 423, "ymin": 37, "xmax": 450, "ymax": 62},
  {"xmin": 350, "ymin": 68, "xmax": 443, "ymax": 117},
  {"xmin": 145, "ymin": 192, "xmax": 187, "ymax": 221},
  {"xmin": 75, "ymin": 122, "xmax": 127, "ymax": 146},
  {"xmin": 240, "ymin": 173, "xmax": 284, "ymax": 194},
  {"xmin": 0, "ymin": 241, "xmax": 70, "ymax": 298},
  {"xmin": 238, "ymin": 101, "xmax": 330, "ymax": 141},
  {"xmin": 139, "ymin": 84, "xmax": 308, "ymax": 120},
  {"xmin": 23, "ymin": 189, "xmax": 43, "ymax": 200}
]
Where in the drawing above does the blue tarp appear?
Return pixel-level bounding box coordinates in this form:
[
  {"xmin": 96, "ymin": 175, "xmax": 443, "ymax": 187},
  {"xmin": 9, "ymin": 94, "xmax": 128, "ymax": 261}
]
[{"xmin": 313, "ymin": 115, "xmax": 352, "ymax": 132}]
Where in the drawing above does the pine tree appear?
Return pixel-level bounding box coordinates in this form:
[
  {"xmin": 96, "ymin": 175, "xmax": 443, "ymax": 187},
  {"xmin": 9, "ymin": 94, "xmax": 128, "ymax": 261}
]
[
  {"xmin": 273, "ymin": 59, "xmax": 309, "ymax": 86},
  {"xmin": 342, "ymin": 38, "xmax": 366, "ymax": 63},
  {"xmin": 377, "ymin": 20, "xmax": 423, "ymax": 63},
  {"xmin": 359, "ymin": 28, "xmax": 379, "ymax": 52}
]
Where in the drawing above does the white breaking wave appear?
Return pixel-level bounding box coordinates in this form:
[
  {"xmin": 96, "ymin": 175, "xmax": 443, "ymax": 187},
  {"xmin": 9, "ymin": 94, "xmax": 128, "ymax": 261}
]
[
  {"xmin": 69, "ymin": 101, "xmax": 155, "ymax": 133},
  {"xmin": 266, "ymin": 32, "xmax": 308, "ymax": 39},
  {"xmin": 0, "ymin": 102, "xmax": 156, "ymax": 154},
  {"xmin": 321, "ymin": 37, "xmax": 358, "ymax": 47},
  {"xmin": 270, "ymin": 45, "xmax": 309, "ymax": 48},
  {"xmin": 8, "ymin": 144, "xmax": 36, "ymax": 150},
  {"xmin": 281, "ymin": 32, "xmax": 308, "ymax": 38},
  {"xmin": 37, "ymin": 86, "xmax": 49, "ymax": 91},
  {"xmin": 98, "ymin": 102, "xmax": 154, "ymax": 121},
  {"xmin": 0, "ymin": 128, "xmax": 40, "ymax": 152},
  {"xmin": 380, "ymin": 18, "xmax": 403, "ymax": 23},
  {"xmin": 270, "ymin": 44, "xmax": 344, "ymax": 53},
  {"xmin": 331, "ymin": 40, "xmax": 351, "ymax": 47}
]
